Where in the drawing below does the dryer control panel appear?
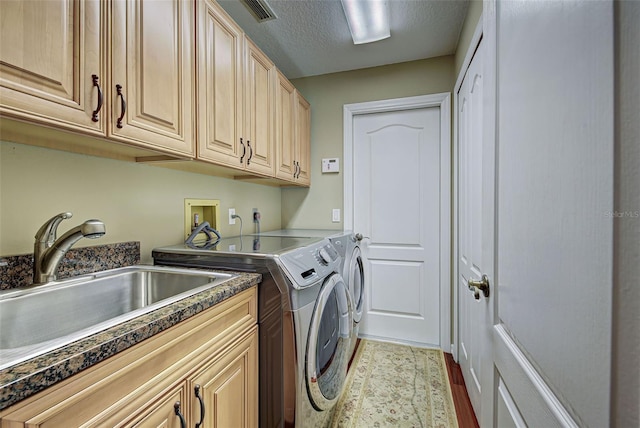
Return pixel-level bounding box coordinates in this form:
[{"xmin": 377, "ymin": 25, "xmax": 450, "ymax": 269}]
[{"xmin": 277, "ymin": 239, "xmax": 342, "ymax": 289}]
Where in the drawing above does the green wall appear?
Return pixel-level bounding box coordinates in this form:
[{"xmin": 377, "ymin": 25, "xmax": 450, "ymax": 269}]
[
  {"xmin": 0, "ymin": 142, "xmax": 282, "ymax": 263},
  {"xmin": 285, "ymin": 55, "xmax": 455, "ymax": 229}
]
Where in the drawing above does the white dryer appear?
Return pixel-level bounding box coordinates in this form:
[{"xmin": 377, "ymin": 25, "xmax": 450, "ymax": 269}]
[{"xmin": 343, "ymin": 233, "xmax": 364, "ymax": 360}]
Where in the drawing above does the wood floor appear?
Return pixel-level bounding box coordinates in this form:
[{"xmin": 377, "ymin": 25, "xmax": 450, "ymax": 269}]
[{"xmin": 444, "ymin": 353, "xmax": 480, "ymax": 428}]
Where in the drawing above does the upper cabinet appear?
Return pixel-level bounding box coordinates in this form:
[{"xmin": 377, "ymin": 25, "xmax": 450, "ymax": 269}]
[
  {"xmin": 275, "ymin": 71, "xmax": 311, "ymax": 185},
  {"xmin": 110, "ymin": 0, "xmax": 195, "ymax": 155},
  {"xmin": 0, "ymin": 0, "xmax": 308, "ymax": 186},
  {"xmin": 275, "ymin": 70, "xmax": 296, "ymax": 182},
  {"xmin": 196, "ymin": 0, "xmax": 244, "ymax": 167},
  {"xmin": 295, "ymin": 92, "xmax": 311, "ymax": 186},
  {"xmin": 0, "ymin": 0, "xmax": 105, "ymax": 134},
  {"xmin": 197, "ymin": 0, "xmax": 275, "ymax": 178},
  {"xmin": 244, "ymin": 38, "xmax": 276, "ymax": 177},
  {"xmin": 0, "ymin": 0, "xmax": 195, "ymax": 157}
]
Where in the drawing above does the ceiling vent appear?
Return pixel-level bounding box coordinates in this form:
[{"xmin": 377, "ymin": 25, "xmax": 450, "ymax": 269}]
[{"xmin": 241, "ymin": 0, "xmax": 278, "ymax": 22}]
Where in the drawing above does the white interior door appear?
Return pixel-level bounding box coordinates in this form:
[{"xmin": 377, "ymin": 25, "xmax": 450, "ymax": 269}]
[
  {"xmin": 487, "ymin": 0, "xmax": 615, "ymax": 426},
  {"xmin": 457, "ymin": 38, "xmax": 493, "ymax": 421},
  {"xmin": 345, "ymin": 95, "xmax": 450, "ymax": 348}
]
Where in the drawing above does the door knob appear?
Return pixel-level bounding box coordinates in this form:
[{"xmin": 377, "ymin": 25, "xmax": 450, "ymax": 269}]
[{"xmin": 468, "ymin": 274, "xmax": 490, "ymax": 300}]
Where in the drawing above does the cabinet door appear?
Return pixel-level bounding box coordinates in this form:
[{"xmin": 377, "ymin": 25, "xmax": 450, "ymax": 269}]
[
  {"xmin": 197, "ymin": 0, "xmax": 244, "ymax": 166},
  {"xmin": 244, "ymin": 38, "xmax": 275, "ymax": 177},
  {"xmin": 295, "ymin": 92, "xmax": 311, "ymax": 186},
  {"xmin": 111, "ymin": 0, "xmax": 194, "ymax": 156},
  {"xmin": 0, "ymin": 0, "xmax": 105, "ymax": 134},
  {"xmin": 124, "ymin": 383, "xmax": 189, "ymax": 428},
  {"xmin": 190, "ymin": 328, "xmax": 258, "ymax": 428},
  {"xmin": 275, "ymin": 70, "xmax": 296, "ymax": 182}
]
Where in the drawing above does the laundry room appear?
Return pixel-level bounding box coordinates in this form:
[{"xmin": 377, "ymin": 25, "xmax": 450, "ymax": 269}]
[{"xmin": 0, "ymin": 0, "xmax": 637, "ymax": 427}]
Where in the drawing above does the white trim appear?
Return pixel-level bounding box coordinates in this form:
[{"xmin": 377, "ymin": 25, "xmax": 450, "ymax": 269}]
[
  {"xmin": 343, "ymin": 93, "xmax": 452, "ymax": 353},
  {"xmin": 494, "ymin": 325, "xmax": 580, "ymax": 428},
  {"xmin": 452, "ymin": 15, "xmax": 483, "ymax": 363}
]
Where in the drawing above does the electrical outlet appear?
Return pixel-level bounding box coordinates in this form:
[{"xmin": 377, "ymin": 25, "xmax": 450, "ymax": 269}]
[{"xmin": 229, "ymin": 208, "xmax": 236, "ymax": 225}]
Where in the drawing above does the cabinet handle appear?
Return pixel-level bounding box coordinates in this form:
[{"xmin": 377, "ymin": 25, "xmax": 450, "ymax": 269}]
[
  {"xmin": 91, "ymin": 74, "xmax": 103, "ymax": 122},
  {"xmin": 116, "ymin": 84, "xmax": 126, "ymax": 129},
  {"xmin": 294, "ymin": 161, "xmax": 300, "ymax": 179},
  {"xmin": 247, "ymin": 140, "xmax": 253, "ymax": 165},
  {"xmin": 240, "ymin": 138, "xmax": 246, "ymax": 164},
  {"xmin": 174, "ymin": 401, "xmax": 186, "ymax": 428},
  {"xmin": 194, "ymin": 384, "xmax": 206, "ymax": 428}
]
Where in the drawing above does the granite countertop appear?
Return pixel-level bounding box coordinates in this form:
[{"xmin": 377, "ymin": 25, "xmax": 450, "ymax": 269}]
[{"xmin": 0, "ymin": 271, "xmax": 261, "ymax": 411}]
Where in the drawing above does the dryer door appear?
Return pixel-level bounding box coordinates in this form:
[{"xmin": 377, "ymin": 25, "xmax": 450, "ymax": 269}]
[
  {"xmin": 306, "ymin": 273, "xmax": 352, "ymax": 411},
  {"xmin": 347, "ymin": 246, "xmax": 365, "ymax": 323}
]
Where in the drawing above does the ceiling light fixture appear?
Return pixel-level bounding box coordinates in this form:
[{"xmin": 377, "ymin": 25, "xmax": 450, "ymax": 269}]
[{"xmin": 340, "ymin": 0, "xmax": 390, "ymax": 45}]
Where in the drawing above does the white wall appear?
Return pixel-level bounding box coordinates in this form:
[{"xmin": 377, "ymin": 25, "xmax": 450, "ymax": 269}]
[{"xmin": 0, "ymin": 142, "xmax": 282, "ymax": 263}]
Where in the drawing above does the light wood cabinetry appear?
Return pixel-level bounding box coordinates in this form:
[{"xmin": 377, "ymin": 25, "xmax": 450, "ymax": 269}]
[
  {"xmin": 189, "ymin": 330, "xmax": 258, "ymax": 428},
  {"xmin": 275, "ymin": 71, "xmax": 311, "ymax": 185},
  {"xmin": 0, "ymin": 0, "xmax": 195, "ymax": 157},
  {"xmin": 197, "ymin": 0, "xmax": 275, "ymax": 177},
  {"xmin": 243, "ymin": 38, "xmax": 276, "ymax": 177},
  {"xmin": 275, "ymin": 70, "xmax": 297, "ymax": 182},
  {"xmin": 0, "ymin": 0, "xmax": 308, "ymax": 186},
  {"xmin": 295, "ymin": 92, "xmax": 311, "ymax": 186},
  {"xmin": 0, "ymin": 287, "xmax": 258, "ymax": 428},
  {"xmin": 0, "ymin": 0, "xmax": 105, "ymax": 134},
  {"xmin": 196, "ymin": 0, "xmax": 244, "ymax": 167},
  {"xmin": 110, "ymin": 0, "xmax": 195, "ymax": 155}
]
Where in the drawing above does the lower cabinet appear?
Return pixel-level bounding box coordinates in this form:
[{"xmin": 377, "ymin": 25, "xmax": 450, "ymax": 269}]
[
  {"xmin": 0, "ymin": 287, "xmax": 258, "ymax": 428},
  {"xmin": 190, "ymin": 331, "xmax": 258, "ymax": 428}
]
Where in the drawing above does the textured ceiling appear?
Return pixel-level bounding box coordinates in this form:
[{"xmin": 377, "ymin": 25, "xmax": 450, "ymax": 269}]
[{"xmin": 217, "ymin": 0, "xmax": 470, "ymax": 79}]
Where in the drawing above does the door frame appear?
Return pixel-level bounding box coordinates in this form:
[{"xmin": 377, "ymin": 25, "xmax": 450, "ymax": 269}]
[
  {"xmin": 343, "ymin": 93, "xmax": 452, "ymax": 352},
  {"xmin": 452, "ymin": 16, "xmax": 484, "ymax": 362}
]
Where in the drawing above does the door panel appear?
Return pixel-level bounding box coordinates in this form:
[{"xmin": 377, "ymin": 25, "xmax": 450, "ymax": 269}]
[
  {"xmin": 295, "ymin": 92, "xmax": 311, "ymax": 185},
  {"xmin": 245, "ymin": 39, "xmax": 274, "ymax": 176},
  {"xmin": 492, "ymin": 0, "xmax": 614, "ymax": 426},
  {"xmin": 354, "ymin": 107, "xmax": 442, "ymax": 346},
  {"xmin": 457, "ymin": 39, "xmax": 487, "ymax": 417},
  {"xmin": 190, "ymin": 329, "xmax": 258, "ymax": 428},
  {"xmin": 111, "ymin": 0, "xmax": 194, "ymax": 155},
  {"xmin": 275, "ymin": 71, "xmax": 296, "ymax": 180},
  {"xmin": 197, "ymin": 0, "xmax": 243, "ymax": 165},
  {"xmin": 0, "ymin": 0, "xmax": 104, "ymax": 133}
]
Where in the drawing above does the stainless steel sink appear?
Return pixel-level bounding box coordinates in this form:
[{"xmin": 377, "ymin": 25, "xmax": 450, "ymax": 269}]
[{"xmin": 0, "ymin": 266, "xmax": 236, "ymax": 370}]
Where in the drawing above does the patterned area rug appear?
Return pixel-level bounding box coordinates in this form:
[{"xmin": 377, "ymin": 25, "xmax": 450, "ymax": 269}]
[{"xmin": 330, "ymin": 340, "xmax": 459, "ymax": 428}]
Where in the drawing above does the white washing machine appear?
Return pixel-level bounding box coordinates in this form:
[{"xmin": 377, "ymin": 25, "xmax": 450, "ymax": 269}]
[
  {"xmin": 153, "ymin": 235, "xmax": 353, "ymax": 427},
  {"xmin": 277, "ymin": 242, "xmax": 353, "ymax": 426},
  {"xmin": 255, "ymin": 230, "xmax": 364, "ymax": 363}
]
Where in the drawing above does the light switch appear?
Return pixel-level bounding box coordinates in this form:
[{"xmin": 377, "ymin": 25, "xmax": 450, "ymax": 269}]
[
  {"xmin": 322, "ymin": 158, "xmax": 340, "ymax": 173},
  {"xmin": 332, "ymin": 209, "xmax": 341, "ymax": 223}
]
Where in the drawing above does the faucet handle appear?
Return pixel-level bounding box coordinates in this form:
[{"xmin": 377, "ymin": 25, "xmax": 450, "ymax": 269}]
[{"xmin": 35, "ymin": 212, "xmax": 73, "ymax": 246}]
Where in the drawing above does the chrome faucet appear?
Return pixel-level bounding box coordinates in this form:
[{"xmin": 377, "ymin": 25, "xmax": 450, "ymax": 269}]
[{"xmin": 33, "ymin": 212, "xmax": 106, "ymax": 284}]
